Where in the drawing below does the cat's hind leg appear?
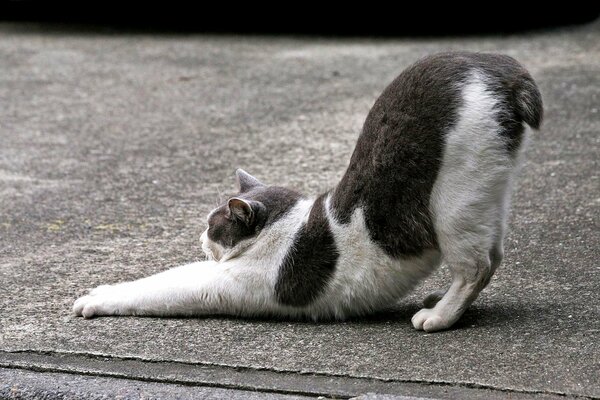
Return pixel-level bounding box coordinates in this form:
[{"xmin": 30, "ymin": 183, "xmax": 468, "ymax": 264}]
[
  {"xmin": 411, "ymin": 72, "xmax": 530, "ymax": 332},
  {"xmin": 422, "ymin": 288, "xmax": 447, "ymax": 309},
  {"xmin": 412, "ymin": 247, "xmax": 493, "ymax": 332},
  {"xmin": 413, "ymin": 157, "xmax": 515, "ymax": 332},
  {"xmin": 420, "ymin": 219, "xmax": 505, "ymax": 311}
]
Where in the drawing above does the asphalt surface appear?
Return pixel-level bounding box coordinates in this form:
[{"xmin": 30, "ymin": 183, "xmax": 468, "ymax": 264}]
[{"xmin": 0, "ymin": 21, "xmax": 598, "ymax": 399}]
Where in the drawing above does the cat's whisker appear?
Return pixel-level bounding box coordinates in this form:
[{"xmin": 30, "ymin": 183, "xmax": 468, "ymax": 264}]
[{"xmin": 215, "ymin": 186, "xmax": 225, "ymax": 206}]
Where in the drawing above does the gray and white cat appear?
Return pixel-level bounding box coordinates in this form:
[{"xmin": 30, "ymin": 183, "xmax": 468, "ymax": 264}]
[{"xmin": 73, "ymin": 52, "xmax": 542, "ymax": 332}]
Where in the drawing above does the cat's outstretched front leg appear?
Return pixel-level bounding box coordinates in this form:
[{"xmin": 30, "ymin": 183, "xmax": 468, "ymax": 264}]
[{"xmin": 73, "ymin": 261, "xmax": 274, "ymax": 318}]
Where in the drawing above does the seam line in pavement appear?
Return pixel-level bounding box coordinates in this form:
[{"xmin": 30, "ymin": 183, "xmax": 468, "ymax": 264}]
[
  {"xmin": 1, "ymin": 349, "xmax": 597, "ymax": 399},
  {"xmin": 3, "ymin": 360, "xmax": 339, "ymax": 399},
  {"xmin": 0, "ymin": 364, "xmax": 324, "ymax": 399}
]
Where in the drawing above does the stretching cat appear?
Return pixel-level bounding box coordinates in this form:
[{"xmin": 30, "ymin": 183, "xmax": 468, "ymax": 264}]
[{"xmin": 73, "ymin": 52, "xmax": 542, "ymax": 332}]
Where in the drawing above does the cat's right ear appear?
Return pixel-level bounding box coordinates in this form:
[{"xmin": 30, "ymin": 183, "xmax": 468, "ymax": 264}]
[
  {"xmin": 227, "ymin": 197, "xmax": 265, "ymax": 227},
  {"xmin": 235, "ymin": 169, "xmax": 265, "ymax": 193}
]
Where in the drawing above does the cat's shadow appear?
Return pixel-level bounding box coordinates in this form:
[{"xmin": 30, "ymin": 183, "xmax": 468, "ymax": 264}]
[
  {"xmin": 319, "ymin": 302, "xmax": 523, "ymax": 331},
  {"xmin": 347, "ymin": 300, "xmax": 544, "ymax": 333},
  {"xmin": 161, "ymin": 300, "xmax": 536, "ymax": 333}
]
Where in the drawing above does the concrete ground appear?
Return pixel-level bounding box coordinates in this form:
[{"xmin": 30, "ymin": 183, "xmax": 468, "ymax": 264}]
[{"xmin": 0, "ymin": 20, "xmax": 598, "ymax": 400}]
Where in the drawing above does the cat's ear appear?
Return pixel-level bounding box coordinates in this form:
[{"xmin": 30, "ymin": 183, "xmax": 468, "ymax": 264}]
[
  {"xmin": 228, "ymin": 197, "xmax": 260, "ymax": 226},
  {"xmin": 235, "ymin": 169, "xmax": 264, "ymax": 193}
]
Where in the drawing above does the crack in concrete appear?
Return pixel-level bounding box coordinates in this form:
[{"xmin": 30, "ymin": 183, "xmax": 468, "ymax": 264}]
[
  {"xmin": 1, "ymin": 349, "xmax": 596, "ymax": 399},
  {"xmin": 0, "ymin": 364, "xmax": 329, "ymax": 399}
]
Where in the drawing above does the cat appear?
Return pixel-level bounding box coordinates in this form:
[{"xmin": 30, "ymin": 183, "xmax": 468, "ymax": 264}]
[{"xmin": 73, "ymin": 52, "xmax": 542, "ymax": 332}]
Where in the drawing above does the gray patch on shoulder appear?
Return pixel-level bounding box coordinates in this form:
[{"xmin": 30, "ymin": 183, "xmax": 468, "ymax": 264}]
[{"xmin": 275, "ymin": 194, "xmax": 339, "ymax": 307}]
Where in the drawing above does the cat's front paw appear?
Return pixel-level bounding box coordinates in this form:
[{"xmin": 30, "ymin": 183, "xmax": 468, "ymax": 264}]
[
  {"xmin": 73, "ymin": 286, "xmax": 123, "ymax": 318},
  {"xmin": 73, "ymin": 295, "xmax": 96, "ymax": 318}
]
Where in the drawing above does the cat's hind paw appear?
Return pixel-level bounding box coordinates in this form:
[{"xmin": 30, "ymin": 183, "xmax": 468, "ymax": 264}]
[{"xmin": 411, "ymin": 308, "xmax": 452, "ymax": 332}]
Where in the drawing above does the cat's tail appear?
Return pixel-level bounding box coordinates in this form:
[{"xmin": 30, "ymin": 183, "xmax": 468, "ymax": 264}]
[{"xmin": 515, "ymin": 74, "xmax": 543, "ymax": 130}]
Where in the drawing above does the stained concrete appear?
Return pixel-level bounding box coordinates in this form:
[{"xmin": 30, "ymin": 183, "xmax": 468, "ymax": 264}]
[{"xmin": 0, "ymin": 20, "xmax": 598, "ymax": 399}]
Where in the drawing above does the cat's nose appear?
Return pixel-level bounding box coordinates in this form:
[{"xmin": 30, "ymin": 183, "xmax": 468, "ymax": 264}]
[{"xmin": 200, "ymin": 229, "xmax": 208, "ymax": 245}]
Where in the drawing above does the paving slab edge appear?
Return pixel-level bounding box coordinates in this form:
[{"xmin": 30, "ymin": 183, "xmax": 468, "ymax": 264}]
[
  {"xmin": 0, "ymin": 367, "xmax": 320, "ymax": 400},
  {"xmin": 0, "ymin": 349, "xmax": 596, "ymax": 399}
]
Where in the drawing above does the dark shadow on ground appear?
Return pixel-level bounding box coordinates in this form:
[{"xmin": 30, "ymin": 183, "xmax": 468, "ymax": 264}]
[{"xmin": 117, "ymin": 300, "xmax": 542, "ymax": 334}]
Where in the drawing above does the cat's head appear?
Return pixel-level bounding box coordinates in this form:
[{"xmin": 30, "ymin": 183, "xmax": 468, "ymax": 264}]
[{"xmin": 200, "ymin": 169, "xmax": 302, "ymax": 262}]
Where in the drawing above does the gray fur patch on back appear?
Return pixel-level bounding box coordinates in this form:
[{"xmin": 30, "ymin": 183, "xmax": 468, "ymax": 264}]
[
  {"xmin": 331, "ymin": 52, "xmax": 542, "ymax": 258},
  {"xmin": 332, "ymin": 53, "xmax": 466, "ymax": 257}
]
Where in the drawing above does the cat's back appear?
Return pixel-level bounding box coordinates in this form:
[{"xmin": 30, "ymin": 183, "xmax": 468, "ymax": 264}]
[
  {"xmin": 362, "ymin": 52, "xmax": 542, "ymax": 153},
  {"xmin": 331, "ymin": 52, "xmax": 542, "ymax": 258}
]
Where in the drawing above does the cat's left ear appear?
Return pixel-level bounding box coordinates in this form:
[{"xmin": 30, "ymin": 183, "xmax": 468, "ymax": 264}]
[
  {"xmin": 235, "ymin": 169, "xmax": 265, "ymax": 193},
  {"xmin": 228, "ymin": 197, "xmax": 263, "ymax": 227}
]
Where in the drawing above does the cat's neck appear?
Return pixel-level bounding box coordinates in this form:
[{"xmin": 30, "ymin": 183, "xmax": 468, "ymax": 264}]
[{"xmin": 239, "ymin": 196, "xmax": 316, "ymax": 264}]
